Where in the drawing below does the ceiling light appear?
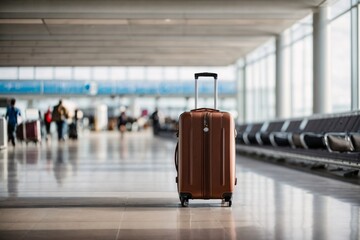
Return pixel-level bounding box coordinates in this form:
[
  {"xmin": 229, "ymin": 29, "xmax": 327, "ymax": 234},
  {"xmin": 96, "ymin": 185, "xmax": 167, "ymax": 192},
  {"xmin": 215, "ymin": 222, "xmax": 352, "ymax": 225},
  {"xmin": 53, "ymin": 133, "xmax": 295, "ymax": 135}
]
[
  {"xmin": 129, "ymin": 19, "xmax": 185, "ymax": 25},
  {"xmin": 186, "ymin": 19, "xmax": 288, "ymax": 26},
  {"xmin": 44, "ymin": 19, "xmax": 128, "ymax": 25},
  {"xmin": 0, "ymin": 19, "xmax": 43, "ymax": 24}
]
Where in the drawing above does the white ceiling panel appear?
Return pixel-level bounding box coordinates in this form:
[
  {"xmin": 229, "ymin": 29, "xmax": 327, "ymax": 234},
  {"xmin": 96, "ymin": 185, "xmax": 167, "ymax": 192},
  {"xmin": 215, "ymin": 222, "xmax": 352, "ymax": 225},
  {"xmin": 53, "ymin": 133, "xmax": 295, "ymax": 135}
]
[{"xmin": 0, "ymin": 0, "xmax": 326, "ymax": 66}]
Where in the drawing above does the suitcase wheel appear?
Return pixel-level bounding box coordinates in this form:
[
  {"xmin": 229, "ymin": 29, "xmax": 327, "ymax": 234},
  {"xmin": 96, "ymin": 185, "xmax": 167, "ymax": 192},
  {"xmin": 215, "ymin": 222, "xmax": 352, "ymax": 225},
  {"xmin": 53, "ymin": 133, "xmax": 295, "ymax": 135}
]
[
  {"xmin": 222, "ymin": 198, "xmax": 232, "ymax": 207},
  {"xmin": 223, "ymin": 193, "xmax": 232, "ymax": 207},
  {"xmin": 180, "ymin": 196, "xmax": 189, "ymax": 207}
]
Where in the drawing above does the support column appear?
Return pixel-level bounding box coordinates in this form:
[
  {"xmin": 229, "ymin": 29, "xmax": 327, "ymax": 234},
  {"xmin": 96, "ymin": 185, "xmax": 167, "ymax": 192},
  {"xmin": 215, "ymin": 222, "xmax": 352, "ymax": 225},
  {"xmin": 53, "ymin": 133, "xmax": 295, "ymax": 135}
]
[
  {"xmin": 275, "ymin": 33, "xmax": 291, "ymax": 118},
  {"xmin": 351, "ymin": 3, "xmax": 359, "ymax": 110},
  {"xmin": 128, "ymin": 96, "xmax": 139, "ymax": 117},
  {"xmin": 313, "ymin": 6, "xmax": 331, "ymax": 114}
]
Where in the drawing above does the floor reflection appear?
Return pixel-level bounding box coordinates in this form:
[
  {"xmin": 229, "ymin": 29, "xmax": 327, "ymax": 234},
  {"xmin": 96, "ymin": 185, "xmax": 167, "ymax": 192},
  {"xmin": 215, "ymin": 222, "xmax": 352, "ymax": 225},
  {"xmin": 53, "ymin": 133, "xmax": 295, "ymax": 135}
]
[
  {"xmin": 236, "ymin": 161, "xmax": 360, "ymax": 240},
  {"xmin": 0, "ymin": 131, "xmax": 359, "ymax": 240},
  {"xmin": 7, "ymin": 151, "xmax": 17, "ymax": 198},
  {"xmin": 53, "ymin": 145, "xmax": 70, "ymax": 185}
]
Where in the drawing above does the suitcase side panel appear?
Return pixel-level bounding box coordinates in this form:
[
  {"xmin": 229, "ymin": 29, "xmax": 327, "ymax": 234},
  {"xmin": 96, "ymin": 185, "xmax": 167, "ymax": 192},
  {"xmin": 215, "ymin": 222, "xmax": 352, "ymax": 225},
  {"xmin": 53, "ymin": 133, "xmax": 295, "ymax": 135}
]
[
  {"xmin": 25, "ymin": 120, "xmax": 41, "ymax": 142},
  {"xmin": 209, "ymin": 112, "xmax": 236, "ymax": 199},
  {"xmin": 178, "ymin": 111, "xmax": 204, "ymax": 198},
  {"xmin": 16, "ymin": 123, "xmax": 25, "ymax": 141}
]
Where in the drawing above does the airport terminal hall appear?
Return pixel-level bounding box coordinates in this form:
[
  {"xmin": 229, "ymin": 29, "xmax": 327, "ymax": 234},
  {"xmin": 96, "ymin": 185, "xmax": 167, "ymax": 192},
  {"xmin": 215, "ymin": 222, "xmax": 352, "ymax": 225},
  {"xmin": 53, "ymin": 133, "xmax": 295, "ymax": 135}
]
[{"xmin": 1, "ymin": 0, "xmax": 360, "ymax": 239}]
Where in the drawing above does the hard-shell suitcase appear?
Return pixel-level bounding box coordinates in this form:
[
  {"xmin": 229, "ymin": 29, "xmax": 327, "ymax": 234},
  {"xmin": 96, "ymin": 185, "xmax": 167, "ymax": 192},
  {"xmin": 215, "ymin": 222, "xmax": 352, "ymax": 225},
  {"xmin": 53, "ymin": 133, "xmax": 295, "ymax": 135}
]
[
  {"xmin": 16, "ymin": 122, "xmax": 25, "ymax": 141},
  {"xmin": 68, "ymin": 122, "xmax": 78, "ymax": 139},
  {"xmin": 175, "ymin": 72, "xmax": 236, "ymax": 207},
  {"xmin": 25, "ymin": 120, "xmax": 41, "ymax": 143}
]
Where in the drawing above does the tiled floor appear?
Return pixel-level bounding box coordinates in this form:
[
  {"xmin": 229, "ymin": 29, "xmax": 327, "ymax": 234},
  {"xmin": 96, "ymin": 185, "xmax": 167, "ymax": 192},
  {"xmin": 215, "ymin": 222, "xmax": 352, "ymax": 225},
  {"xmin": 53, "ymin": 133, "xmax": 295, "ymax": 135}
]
[{"xmin": 0, "ymin": 130, "xmax": 359, "ymax": 240}]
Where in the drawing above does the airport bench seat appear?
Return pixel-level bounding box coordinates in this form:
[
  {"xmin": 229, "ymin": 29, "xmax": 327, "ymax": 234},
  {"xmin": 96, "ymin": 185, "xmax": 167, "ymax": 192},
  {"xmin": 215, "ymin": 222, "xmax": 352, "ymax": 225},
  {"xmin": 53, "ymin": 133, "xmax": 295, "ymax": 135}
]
[{"xmin": 236, "ymin": 112, "xmax": 360, "ymax": 168}]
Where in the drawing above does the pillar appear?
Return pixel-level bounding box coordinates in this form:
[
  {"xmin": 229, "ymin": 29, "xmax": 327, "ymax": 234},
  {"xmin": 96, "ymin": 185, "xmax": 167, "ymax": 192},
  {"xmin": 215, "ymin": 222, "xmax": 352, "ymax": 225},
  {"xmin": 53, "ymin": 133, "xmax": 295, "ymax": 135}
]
[
  {"xmin": 313, "ymin": 6, "xmax": 331, "ymax": 114},
  {"xmin": 351, "ymin": 3, "xmax": 359, "ymax": 110}
]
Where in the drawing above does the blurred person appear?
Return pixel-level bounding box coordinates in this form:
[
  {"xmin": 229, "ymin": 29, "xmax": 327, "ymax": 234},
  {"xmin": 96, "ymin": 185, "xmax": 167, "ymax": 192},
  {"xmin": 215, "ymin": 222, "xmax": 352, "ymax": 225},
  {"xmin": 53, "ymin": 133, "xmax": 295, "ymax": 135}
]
[
  {"xmin": 38, "ymin": 109, "xmax": 45, "ymax": 139},
  {"xmin": 52, "ymin": 100, "xmax": 69, "ymax": 141},
  {"xmin": 44, "ymin": 107, "xmax": 52, "ymax": 141},
  {"xmin": 5, "ymin": 98, "xmax": 21, "ymax": 146},
  {"xmin": 117, "ymin": 111, "xmax": 128, "ymax": 138},
  {"xmin": 150, "ymin": 108, "xmax": 160, "ymax": 135}
]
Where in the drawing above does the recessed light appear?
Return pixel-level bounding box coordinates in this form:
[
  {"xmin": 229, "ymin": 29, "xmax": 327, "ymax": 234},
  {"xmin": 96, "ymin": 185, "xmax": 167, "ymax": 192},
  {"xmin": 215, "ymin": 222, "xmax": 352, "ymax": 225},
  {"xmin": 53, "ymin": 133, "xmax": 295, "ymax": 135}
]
[
  {"xmin": 129, "ymin": 19, "xmax": 185, "ymax": 25},
  {"xmin": 0, "ymin": 19, "xmax": 43, "ymax": 24},
  {"xmin": 44, "ymin": 19, "xmax": 128, "ymax": 25}
]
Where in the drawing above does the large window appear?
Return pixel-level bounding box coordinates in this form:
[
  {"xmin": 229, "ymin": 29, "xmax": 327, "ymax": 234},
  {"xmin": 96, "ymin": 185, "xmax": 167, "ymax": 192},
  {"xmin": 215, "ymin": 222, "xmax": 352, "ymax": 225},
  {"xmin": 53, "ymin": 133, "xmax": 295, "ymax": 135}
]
[
  {"xmin": 93, "ymin": 67, "xmax": 109, "ymax": 81},
  {"xmin": 0, "ymin": 67, "xmax": 17, "ymax": 79},
  {"xmin": 128, "ymin": 67, "xmax": 145, "ymax": 80},
  {"xmin": 35, "ymin": 67, "xmax": 53, "ymax": 80},
  {"xmin": 19, "ymin": 67, "xmax": 35, "ymax": 80},
  {"xmin": 240, "ymin": 14, "xmax": 313, "ymax": 122},
  {"xmin": 243, "ymin": 40, "xmax": 276, "ymax": 122},
  {"xmin": 147, "ymin": 67, "xmax": 163, "ymax": 81},
  {"xmin": 329, "ymin": 0, "xmax": 352, "ymax": 112},
  {"xmin": 74, "ymin": 67, "xmax": 91, "ymax": 80},
  {"xmin": 109, "ymin": 67, "xmax": 127, "ymax": 81},
  {"xmin": 245, "ymin": 63, "xmax": 255, "ymax": 122},
  {"xmin": 284, "ymin": 15, "xmax": 313, "ymax": 117},
  {"xmin": 54, "ymin": 67, "xmax": 72, "ymax": 80},
  {"xmin": 290, "ymin": 35, "xmax": 313, "ymax": 116}
]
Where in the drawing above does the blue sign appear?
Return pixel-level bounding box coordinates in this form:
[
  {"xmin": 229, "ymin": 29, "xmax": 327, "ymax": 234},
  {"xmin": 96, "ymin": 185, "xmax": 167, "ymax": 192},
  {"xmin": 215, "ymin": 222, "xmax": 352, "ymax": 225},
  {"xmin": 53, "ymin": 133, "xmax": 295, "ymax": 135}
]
[
  {"xmin": 0, "ymin": 80, "xmax": 236, "ymax": 96},
  {"xmin": 0, "ymin": 80, "xmax": 42, "ymax": 94},
  {"xmin": 44, "ymin": 81, "xmax": 88, "ymax": 95}
]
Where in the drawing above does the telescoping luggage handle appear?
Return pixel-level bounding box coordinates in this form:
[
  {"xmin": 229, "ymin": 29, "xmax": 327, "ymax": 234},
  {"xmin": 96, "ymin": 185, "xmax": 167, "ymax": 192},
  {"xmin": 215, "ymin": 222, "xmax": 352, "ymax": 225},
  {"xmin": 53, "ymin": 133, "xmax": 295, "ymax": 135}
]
[{"xmin": 194, "ymin": 72, "xmax": 218, "ymax": 109}]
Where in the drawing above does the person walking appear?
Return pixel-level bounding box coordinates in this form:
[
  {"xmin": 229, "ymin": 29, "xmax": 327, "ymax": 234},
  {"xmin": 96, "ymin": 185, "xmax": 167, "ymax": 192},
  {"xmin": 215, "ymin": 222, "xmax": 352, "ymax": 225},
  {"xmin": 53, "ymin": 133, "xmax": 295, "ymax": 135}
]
[
  {"xmin": 44, "ymin": 107, "xmax": 52, "ymax": 141},
  {"xmin": 150, "ymin": 108, "xmax": 160, "ymax": 135},
  {"xmin": 117, "ymin": 111, "xmax": 128, "ymax": 138},
  {"xmin": 5, "ymin": 99, "xmax": 21, "ymax": 146},
  {"xmin": 52, "ymin": 100, "xmax": 68, "ymax": 141}
]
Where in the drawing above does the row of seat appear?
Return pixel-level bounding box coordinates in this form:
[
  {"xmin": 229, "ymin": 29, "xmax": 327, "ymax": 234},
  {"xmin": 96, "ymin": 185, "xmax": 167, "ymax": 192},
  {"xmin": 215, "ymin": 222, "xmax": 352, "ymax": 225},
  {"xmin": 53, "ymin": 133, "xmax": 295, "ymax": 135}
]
[{"xmin": 236, "ymin": 111, "xmax": 360, "ymax": 155}]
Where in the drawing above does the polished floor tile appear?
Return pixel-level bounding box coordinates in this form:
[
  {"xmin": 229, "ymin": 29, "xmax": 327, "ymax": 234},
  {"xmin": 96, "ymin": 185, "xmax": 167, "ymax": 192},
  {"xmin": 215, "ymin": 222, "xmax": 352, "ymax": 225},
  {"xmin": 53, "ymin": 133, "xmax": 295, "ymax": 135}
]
[{"xmin": 0, "ymin": 130, "xmax": 359, "ymax": 240}]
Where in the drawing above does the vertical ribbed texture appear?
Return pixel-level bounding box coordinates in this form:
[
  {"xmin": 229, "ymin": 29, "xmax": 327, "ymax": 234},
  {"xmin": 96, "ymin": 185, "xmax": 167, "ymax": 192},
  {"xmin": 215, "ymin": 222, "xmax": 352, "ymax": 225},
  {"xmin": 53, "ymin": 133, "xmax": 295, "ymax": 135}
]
[
  {"xmin": 189, "ymin": 113, "xmax": 193, "ymax": 185},
  {"xmin": 221, "ymin": 127, "xmax": 225, "ymax": 186}
]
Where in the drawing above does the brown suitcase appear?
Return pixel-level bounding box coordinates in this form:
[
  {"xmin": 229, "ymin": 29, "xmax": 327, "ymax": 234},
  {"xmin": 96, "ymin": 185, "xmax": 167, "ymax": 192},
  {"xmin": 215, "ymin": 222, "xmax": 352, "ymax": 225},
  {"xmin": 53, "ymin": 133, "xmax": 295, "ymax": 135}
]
[
  {"xmin": 16, "ymin": 122, "xmax": 25, "ymax": 141},
  {"xmin": 24, "ymin": 120, "xmax": 41, "ymax": 144},
  {"xmin": 175, "ymin": 72, "xmax": 236, "ymax": 207}
]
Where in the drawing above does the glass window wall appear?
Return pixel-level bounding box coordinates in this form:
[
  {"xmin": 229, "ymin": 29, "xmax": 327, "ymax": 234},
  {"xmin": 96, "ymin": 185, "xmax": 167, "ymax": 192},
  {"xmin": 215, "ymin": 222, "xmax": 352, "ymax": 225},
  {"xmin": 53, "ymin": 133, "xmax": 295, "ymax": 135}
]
[
  {"xmin": 35, "ymin": 67, "xmax": 53, "ymax": 80},
  {"xmin": 54, "ymin": 67, "xmax": 72, "ymax": 80},
  {"xmin": 330, "ymin": 12, "xmax": 352, "ymax": 112},
  {"xmin": 74, "ymin": 67, "xmax": 91, "ymax": 80},
  {"xmin": 243, "ymin": 40, "xmax": 276, "ymax": 122},
  {"xmin": 19, "ymin": 67, "xmax": 35, "ymax": 80},
  {"xmin": 110, "ymin": 67, "xmax": 127, "ymax": 81},
  {"xmin": 329, "ymin": 1, "xmax": 352, "ymax": 112},
  {"xmin": 93, "ymin": 67, "xmax": 109, "ymax": 81}
]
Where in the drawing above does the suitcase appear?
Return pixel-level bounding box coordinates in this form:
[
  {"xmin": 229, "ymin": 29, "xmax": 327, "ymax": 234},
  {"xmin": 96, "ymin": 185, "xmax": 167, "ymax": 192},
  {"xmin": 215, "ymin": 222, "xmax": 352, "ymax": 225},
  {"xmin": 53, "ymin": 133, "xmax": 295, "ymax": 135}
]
[
  {"xmin": 24, "ymin": 120, "xmax": 41, "ymax": 144},
  {"xmin": 175, "ymin": 72, "xmax": 236, "ymax": 207},
  {"xmin": 16, "ymin": 122, "xmax": 25, "ymax": 141},
  {"xmin": 0, "ymin": 117, "xmax": 7, "ymax": 149},
  {"xmin": 68, "ymin": 122, "xmax": 78, "ymax": 139}
]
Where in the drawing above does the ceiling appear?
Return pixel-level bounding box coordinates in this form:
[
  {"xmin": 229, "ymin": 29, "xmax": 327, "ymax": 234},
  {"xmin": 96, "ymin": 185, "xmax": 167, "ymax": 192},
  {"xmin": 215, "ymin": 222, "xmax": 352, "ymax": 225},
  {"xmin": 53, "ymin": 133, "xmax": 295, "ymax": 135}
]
[{"xmin": 0, "ymin": 0, "xmax": 326, "ymax": 66}]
